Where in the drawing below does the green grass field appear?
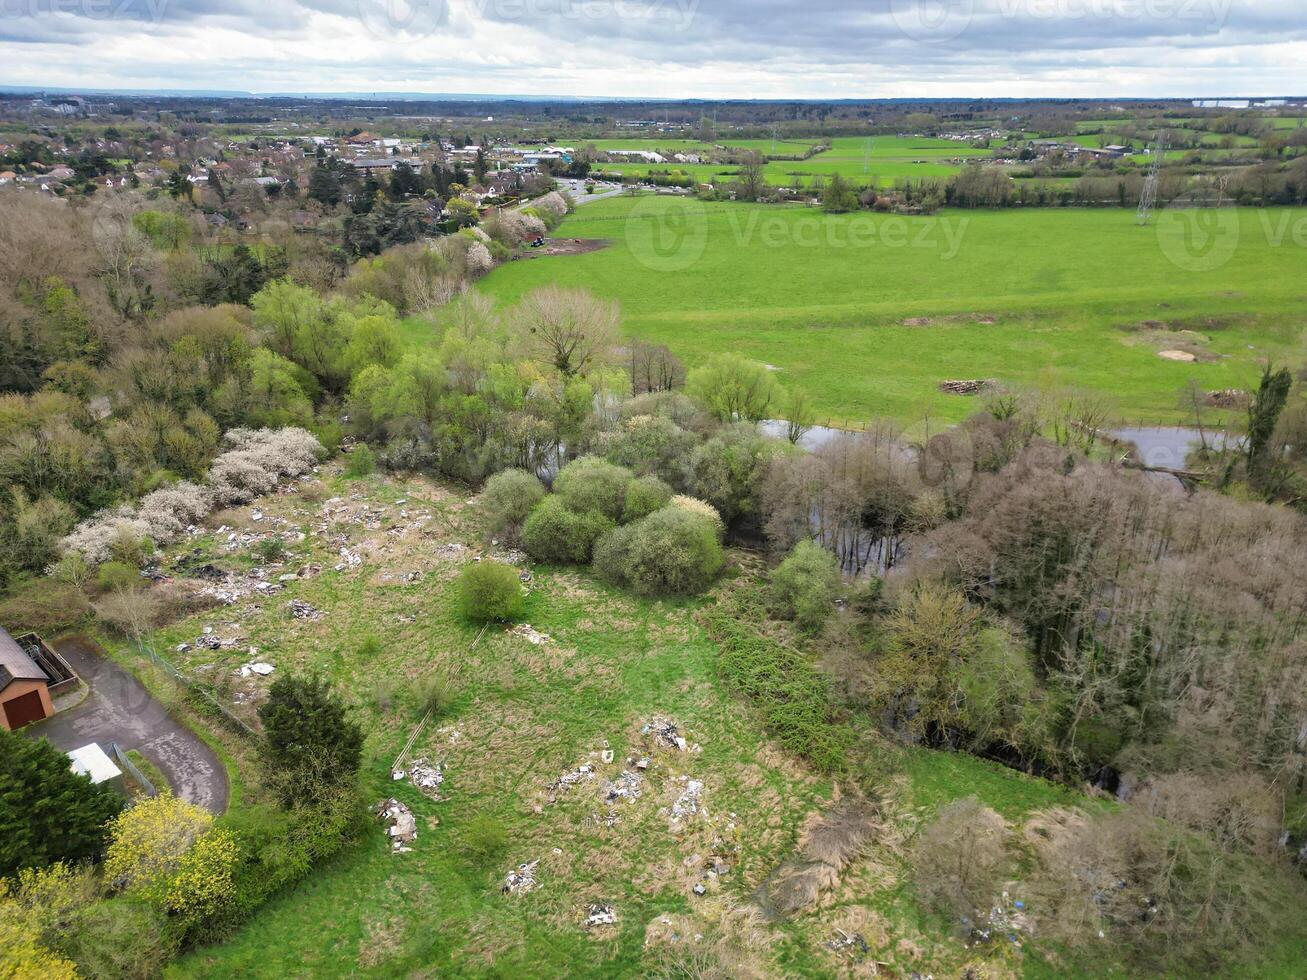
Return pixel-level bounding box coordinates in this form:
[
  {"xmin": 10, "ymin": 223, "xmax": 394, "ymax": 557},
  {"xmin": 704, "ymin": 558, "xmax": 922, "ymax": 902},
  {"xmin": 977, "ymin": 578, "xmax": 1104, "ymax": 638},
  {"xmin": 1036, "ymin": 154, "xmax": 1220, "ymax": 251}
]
[
  {"xmin": 586, "ymin": 136, "xmax": 991, "ymax": 188},
  {"xmin": 480, "ymin": 196, "xmax": 1307, "ymax": 426},
  {"xmin": 145, "ymin": 466, "xmax": 1137, "ymax": 978}
]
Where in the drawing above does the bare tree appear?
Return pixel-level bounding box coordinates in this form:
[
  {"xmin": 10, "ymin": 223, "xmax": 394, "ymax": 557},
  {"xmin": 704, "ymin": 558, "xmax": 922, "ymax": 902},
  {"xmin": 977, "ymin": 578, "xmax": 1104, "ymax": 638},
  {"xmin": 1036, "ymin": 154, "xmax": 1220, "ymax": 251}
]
[{"xmin": 514, "ymin": 286, "xmax": 619, "ymax": 377}]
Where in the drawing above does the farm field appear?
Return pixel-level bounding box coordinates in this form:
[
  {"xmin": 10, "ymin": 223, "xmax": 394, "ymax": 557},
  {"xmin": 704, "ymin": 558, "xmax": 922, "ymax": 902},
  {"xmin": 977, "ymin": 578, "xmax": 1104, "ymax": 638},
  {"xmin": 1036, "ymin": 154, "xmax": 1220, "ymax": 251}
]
[
  {"xmin": 478, "ymin": 196, "xmax": 1307, "ymax": 426},
  {"xmin": 152, "ymin": 464, "xmax": 1108, "ymax": 979},
  {"xmin": 587, "ymin": 136, "xmax": 990, "ymax": 188}
]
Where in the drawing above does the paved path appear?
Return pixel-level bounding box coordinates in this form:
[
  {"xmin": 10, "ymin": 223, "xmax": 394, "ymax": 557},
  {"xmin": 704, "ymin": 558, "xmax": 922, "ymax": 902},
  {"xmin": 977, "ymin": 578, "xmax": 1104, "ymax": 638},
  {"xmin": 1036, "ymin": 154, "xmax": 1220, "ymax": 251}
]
[{"xmin": 26, "ymin": 637, "xmax": 229, "ymax": 813}]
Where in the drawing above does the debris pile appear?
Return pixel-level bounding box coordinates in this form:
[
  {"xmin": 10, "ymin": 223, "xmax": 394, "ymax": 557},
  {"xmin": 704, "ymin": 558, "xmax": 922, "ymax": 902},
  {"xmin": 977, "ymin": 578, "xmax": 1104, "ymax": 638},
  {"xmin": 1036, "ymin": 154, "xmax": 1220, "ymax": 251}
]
[
  {"xmin": 643, "ymin": 717, "xmax": 689, "ymax": 752},
  {"xmin": 604, "ymin": 770, "xmax": 644, "ymax": 803},
  {"xmin": 334, "ymin": 547, "xmax": 363, "ymax": 571},
  {"xmin": 937, "ymin": 379, "xmax": 990, "ymax": 395},
  {"xmin": 406, "ymin": 757, "xmax": 445, "ymax": 800},
  {"xmin": 502, "ymin": 859, "xmax": 539, "ymax": 895},
  {"xmin": 376, "ymin": 798, "xmax": 417, "ymax": 852},
  {"xmin": 670, "ymin": 778, "xmax": 705, "ymax": 825},
  {"xmin": 510, "ymin": 623, "xmax": 551, "ymax": 645},
  {"xmin": 289, "ymin": 599, "xmax": 324, "ymax": 620},
  {"xmin": 239, "ymin": 661, "xmax": 275, "ymax": 678},
  {"xmin": 823, "ymin": 930, "xmax": 870, "ymax": 957},
  {"xmin": 547, "ymin": 763, "xmax": 595, "ymax": 801},
  {"xmin": 961, "ymin": 894, "xmax": 1028, "ymax": 949},
  {"xmin": 1205, "ymin": 388, "xmax": 1249, "ymax": 408},
  {"xmin": 584, "ymin": 904, "xmax": 617, "ymax": 928}
]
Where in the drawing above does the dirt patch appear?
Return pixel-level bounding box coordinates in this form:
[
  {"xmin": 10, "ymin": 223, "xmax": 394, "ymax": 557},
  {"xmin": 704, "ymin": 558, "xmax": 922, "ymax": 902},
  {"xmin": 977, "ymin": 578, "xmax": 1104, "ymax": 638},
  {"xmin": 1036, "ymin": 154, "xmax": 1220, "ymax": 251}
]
[
  {"xmin": 527, "ymin": 238, "xmax": 610, "ymax": 258},
  {"xmin": 752, "ymin": 796, "xmax": 880, "ymax": 919},
  {"xmin": 938, "ymin": 379, "xmax": 993, "ymax": 395},
  {"xmin": 902, "ymin": 313, "xmax": 999, "ymax": 328}
]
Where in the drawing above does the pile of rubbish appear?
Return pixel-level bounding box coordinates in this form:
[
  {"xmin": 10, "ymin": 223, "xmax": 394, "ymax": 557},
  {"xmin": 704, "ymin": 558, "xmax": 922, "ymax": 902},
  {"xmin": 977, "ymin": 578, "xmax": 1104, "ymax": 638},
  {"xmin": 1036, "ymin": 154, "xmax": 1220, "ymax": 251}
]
[
  {"xmin": 643, "ymin": 717, "xmax": 689, "ymax": 753},
  {"xmin": 823, "ymin": 930, "xmax": 870, "ymax": 957},
  {"xmin": 376, "ymin": 798, "xmax": 417, "ymax": 852},
  {"xmin": 670, "ymin": 778, "xmax": 705, "ymax": 825},
  {"xmin": 584, "ymin": 904, "xmax": 617, "ymax": 928},
  {"xmin": 604, "ymin": 770, "xmax": 644, "ymax": 803},
  {"xmin": 960, "ymin": 893, "xmax": 1028, "ymax": 949},
  {"xmin": 502, "ymin": 859, "xmax": 539, "ymax": 895},
  {"xmin": 289, "ymin": 599, "xmax": 324, "ymax": 620},
  {"xmin": 938, "ymin": 379, "xmax": 990, "ymax": 395},
  {"xmin": 510, "ymin": 623, "xmax": 551, "ymax": 645},
  {"xmin": 547, "ymin": 763, "xmax": 595, "ymax": 801},
  {"xmin": 239, "ymin": 661, "xmax": 275, "ymax": 678},
  {"xmin": 405, "ymin": 757, "xmax": 445, "ymax": 800},
  {"xmin": 178, "ymin": 625, "xmax": 244, "ymax": 653},
  {"xmin": 334, "ymin": 547, "xmax": 363, "ymax": 572}
]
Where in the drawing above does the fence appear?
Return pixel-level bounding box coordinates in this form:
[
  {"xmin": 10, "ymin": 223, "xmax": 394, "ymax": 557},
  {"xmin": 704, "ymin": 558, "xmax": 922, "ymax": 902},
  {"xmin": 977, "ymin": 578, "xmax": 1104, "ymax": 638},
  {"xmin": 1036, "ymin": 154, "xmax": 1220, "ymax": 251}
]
[
  {"xmin": 110, "ymin": 741, "xmax": 157, "ymax": 799},
  {"xmin": 134, "ymin": 637, "xmax": 259, "ymax": 740}
]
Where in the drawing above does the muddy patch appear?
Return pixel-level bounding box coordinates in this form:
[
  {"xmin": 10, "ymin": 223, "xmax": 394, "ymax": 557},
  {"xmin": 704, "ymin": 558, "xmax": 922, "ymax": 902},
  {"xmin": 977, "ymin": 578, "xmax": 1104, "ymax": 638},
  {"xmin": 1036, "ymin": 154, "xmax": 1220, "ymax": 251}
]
[{"xmin": 527, "ymin": 238, "xmax": 610, "ymax": 258}]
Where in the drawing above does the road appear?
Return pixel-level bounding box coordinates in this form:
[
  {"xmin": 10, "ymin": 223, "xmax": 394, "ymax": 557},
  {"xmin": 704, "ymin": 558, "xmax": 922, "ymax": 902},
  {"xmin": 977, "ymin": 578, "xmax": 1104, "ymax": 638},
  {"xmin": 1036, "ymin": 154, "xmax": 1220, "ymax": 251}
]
[
  {"xmin": 27, "ymin": 637, "xmax": 229, "ymax": 813},
  {"xmin": 558, "ymin": 178, "xmax": 629, "ymax": 205}
]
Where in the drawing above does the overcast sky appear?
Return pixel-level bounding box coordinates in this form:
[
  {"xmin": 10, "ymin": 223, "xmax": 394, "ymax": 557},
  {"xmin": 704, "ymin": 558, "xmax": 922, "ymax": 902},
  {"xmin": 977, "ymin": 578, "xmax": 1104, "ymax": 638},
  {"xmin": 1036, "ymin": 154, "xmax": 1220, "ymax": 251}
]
[{"xmin": 0, "ymin": 0, "xmax": 1302, "ymax": 98}]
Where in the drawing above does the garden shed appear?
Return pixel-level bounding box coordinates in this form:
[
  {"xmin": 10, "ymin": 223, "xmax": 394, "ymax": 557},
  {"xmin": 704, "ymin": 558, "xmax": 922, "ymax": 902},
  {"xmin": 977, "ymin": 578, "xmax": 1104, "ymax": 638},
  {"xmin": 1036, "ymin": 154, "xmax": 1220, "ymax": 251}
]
[{"xmin": 0, "ymin": 626, "xmax": 78, "ymax": 731}]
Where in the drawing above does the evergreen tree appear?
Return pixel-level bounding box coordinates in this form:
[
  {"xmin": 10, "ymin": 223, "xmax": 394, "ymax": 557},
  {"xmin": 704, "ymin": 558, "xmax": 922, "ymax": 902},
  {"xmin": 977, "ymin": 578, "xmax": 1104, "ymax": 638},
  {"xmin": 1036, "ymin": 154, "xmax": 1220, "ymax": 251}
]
[
  {"xmin": 258, "ymin": 675, "xmax": 362, "ymax": 804},
  {"xmin": 0, "ymin": 730, "xmax": 124, "ymax": 876}
]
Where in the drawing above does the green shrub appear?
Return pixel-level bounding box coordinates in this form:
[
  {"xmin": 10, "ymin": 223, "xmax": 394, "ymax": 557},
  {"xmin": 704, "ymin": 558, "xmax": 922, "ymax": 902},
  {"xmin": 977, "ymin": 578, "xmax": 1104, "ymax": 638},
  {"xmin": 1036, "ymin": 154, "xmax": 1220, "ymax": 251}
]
[
  {"xmin": 554, "ymin": 456, "xmax": 633, "ymax": 521},
  {"xmin": 622, "ymin": 475, "xmax": 673, "ymax": 523},
  {"xmin": 257, "ymin": 537, "xmax": 285, "ymax": 563},
  {"xmin": 592, "ymin": 523, "xmax": 637, "ymax": 585},
  {"xmin": 604, "ymin": 506, "xmax": 724, "ymax": 597},
  {"xmin": 413, "ymin": 670, "xmax": 457, "ymax": 717},
  {"xmin": 344, "ymin": 443, "xmax": 375, "ymax": 477},
  {"xmin": 522, "ymin": 496, "xmax": 613, "ymax": 564},
  {"xmin": 462, "ymin": 814, "xmax": 507, "ymax": 864},
  {"xmin": 456, "ymin": 560, "xmax": 525, "ymax": 623},
  {"xmin": 0, "ymin": 579, "xmax": 91, "ymax": 634},
  {"xmin": 704, "ymin": 603, "xmax": 847, "ymax": 773},
  {"xmin": 97, "ymin": 561, "xmax": 140, "ymax": 593},
  {"xmin": 770, "ymin": 540, "xmax": 842, "ymax": 631},
  {"xmin": 478, "ymin": 469, "xmax": 546, "ymax": 544}
]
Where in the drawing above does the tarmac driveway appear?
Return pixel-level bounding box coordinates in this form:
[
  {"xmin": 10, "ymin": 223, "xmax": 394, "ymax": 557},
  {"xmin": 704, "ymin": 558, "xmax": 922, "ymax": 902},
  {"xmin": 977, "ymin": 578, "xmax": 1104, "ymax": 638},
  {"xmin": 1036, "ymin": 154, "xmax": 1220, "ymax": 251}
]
[{"xmin": 26, "ymin": 637, "xmax": 229, "ymax": 813}]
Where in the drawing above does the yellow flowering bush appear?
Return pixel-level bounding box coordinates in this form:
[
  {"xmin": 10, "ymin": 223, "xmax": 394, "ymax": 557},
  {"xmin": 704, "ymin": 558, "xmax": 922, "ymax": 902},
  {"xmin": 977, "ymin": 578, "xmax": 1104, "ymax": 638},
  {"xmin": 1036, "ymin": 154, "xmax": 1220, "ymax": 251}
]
[
  {"xmin": 166, "ymin": 829, "xmax": 239, "ymax": 925},
  {"xmin": 103, "ymin": 794, "xmax": 212, "ymax": 904},
  {"xmin": 0, "ymin": 878, "xmax": 79, "ymax": 980}
]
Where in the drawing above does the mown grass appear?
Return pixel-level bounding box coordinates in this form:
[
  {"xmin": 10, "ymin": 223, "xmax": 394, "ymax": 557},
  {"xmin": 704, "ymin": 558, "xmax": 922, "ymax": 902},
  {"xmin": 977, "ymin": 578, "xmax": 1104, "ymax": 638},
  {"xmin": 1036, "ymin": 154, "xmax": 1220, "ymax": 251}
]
[
  {"xmin": 146, "ymin": 466, "xmax": 1168, "ymax": 977},
  {"xmin": 478, "ymin": 195, "xmax": 1307, "ymax": 426}
]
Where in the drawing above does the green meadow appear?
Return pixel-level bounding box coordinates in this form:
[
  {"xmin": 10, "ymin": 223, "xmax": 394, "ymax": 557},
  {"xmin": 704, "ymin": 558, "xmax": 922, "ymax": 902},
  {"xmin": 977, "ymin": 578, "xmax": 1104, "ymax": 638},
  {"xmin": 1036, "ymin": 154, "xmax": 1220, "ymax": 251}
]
[
  {"xmin": 585, "ymin": 136, "xmax": 990, "ymax": 188},
  {"xmin": 479, "ymin": 196, "xmax": 1307, "ymax": 426}
]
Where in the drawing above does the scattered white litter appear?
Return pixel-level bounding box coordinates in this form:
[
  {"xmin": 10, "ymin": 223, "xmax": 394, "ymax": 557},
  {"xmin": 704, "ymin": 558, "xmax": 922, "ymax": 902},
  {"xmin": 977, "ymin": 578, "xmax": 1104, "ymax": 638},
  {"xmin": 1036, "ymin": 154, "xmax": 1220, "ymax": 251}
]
[
  {"xmin": 408, "ymin": 757, "xmax": 445, "ymax": 800},
  {"xmin": 502, "ymin": 860, "xmax": 539, "ymax": 894},
  {"xmin": 510, "ymin": 624, "xmax": 550, "ymax": 645},
  {"xmin": 377, "ymin": 798, "xmax": 417, "ymax": 851},
  {"xmin": 670, "ymin": 778, "xmax": 705, "ymax": 824},
  {"xmin": 239, "ymin": 661, "xmax": 276, "ymax": 678},
  {"xmin": 585, "ymin": 904, "xmax": 618, "ymax": 927}
]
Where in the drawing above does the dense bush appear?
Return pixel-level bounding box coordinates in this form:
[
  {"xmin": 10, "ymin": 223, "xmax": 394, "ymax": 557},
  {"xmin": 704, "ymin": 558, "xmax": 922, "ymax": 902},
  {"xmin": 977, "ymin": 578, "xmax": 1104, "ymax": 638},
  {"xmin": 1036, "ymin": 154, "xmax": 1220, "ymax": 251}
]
[
  {"xmin": 770, "ymin": 540, "xmax": 841, "ymax": 631},
  {"xmin": 478, "ymin": 468, "xmax": 546, "ymax": 544},
  {"xmin": 258, "ymin": 675, "xmax": 363, "ymax": 805},
  {"xmin": 522, "ymin": 496, "xmax": 613, "ymax": 564},
  {"xmin": 96, "ymin": 561, "xmax": 140, "ymax": 593},
  {"xmin": 554, "ymin": 456, "xmax": 633, "ymax": 521},
  {"xmin": 622, "ymin": 475, "xmax": 673, "ymax": 523},
  {"xmin": 911, "ymin": 796, "xmax": 1012, "ymax": 917},
  {"xmin": 0, "ymin": 729, "xmax": 124, "ymax": 876},
  {"xmin": 457, "ymin": 560, "xmax": 525, "ymax": 622},
  {"xmin": 690, "ymin": 425, "xmax": 783, "ymax": 526},
  {"xmin": 704, "ymin": 603, "xmax": 848, "ymax": 773},
  {"xmin": 599, "ymin": 506, "xmax": 724, "ymax": 597}
]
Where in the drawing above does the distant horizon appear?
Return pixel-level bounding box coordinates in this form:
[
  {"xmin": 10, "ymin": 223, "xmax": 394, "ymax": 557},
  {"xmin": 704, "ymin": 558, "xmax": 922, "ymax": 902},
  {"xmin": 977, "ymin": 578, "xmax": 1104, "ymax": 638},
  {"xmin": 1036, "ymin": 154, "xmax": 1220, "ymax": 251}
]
[{"xmin": 2, "ymin": 83, "xmax": 1305, "ymax": 105}]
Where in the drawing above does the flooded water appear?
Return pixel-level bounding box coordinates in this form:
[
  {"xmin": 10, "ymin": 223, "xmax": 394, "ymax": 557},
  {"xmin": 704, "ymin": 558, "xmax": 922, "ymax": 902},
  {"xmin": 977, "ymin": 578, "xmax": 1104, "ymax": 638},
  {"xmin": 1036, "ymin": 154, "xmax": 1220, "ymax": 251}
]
[
  {"xmin": 1108, "ymin": 427, "xmax": 1230, "ymax": 470},
  {"xmin": 758, "ymin": 419, "xmax": 849, "ymax": 451}
]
